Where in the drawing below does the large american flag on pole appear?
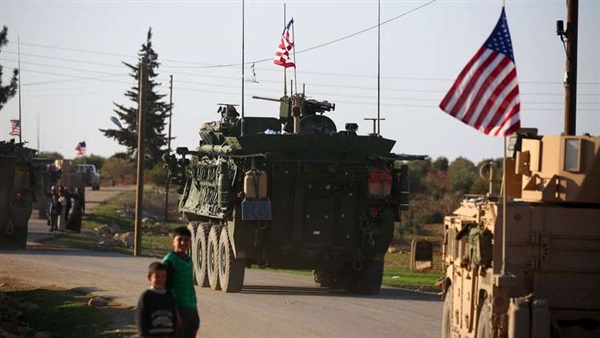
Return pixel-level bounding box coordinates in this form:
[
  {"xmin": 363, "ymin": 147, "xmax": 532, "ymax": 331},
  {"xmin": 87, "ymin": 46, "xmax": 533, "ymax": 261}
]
[
  {"xmin": 439, "ymin": 8, "xmax": 520, "ymax": 137},
  {"xmin": 9, "ymin": 119, "xmax": 21, "ymax": 137},
  {"xmin": 274, "ymin": 19, "xmax": 295, "ymax": 68}
]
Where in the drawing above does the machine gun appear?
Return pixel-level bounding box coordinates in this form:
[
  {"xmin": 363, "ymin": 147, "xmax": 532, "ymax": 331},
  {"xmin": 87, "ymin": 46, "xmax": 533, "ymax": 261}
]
[{"xmin": 252, "ymin": 93, "xmax": 336, "ymax": 134}]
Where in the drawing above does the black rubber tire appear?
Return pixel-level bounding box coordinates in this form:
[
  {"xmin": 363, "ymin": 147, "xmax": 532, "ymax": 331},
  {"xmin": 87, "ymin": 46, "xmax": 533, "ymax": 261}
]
[
  {"xmin": 194, "ymin": 223, "xmax": 210, "ymax": 287},
  {"xmin": 207, "ymin": 225, "xmax": 222, "ymax": 290},
  {"xmin": 218, "ymin": 227, "xmax": 245, "ymax": 293},
  {"xmin": 441, "ymin": 286, "xmax": 453, "ymax": 338},
  {"xmin": 362, "ymin": 260, "xmax": 384, "ymax": 295},
  {"xmin": 313, "ymin": 270, "xmax": 332, "ymax": 288},
  {"xmin": 187, "ymin": 222, "xmax": 199, "ymax": 286},
  {"xmin": 476, "ymin": 301, "xmax": 492, "ymax": 338},
  {"xmin": 345, "ymin": 260, "xmax": 384, "ymax": 295}
]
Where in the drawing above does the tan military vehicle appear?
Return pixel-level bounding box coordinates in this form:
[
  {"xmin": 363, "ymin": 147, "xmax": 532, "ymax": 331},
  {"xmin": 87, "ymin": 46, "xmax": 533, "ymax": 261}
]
[{"xmin": 441, "ymin": 130, "xmax": 600, "ymax": 337}]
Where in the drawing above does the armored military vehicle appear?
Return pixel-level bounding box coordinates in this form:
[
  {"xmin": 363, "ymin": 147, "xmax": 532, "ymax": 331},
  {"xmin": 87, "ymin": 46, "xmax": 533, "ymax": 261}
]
[
  {"xmin": 440, "ymin": 130, "xmax": 600, "ymax": 337},
  {"xmin": 165, "ymin": 93, "xmax": 426, "ymax": 294},
  {"xmin": 0, "ymin": 140, "xmax": 37, "ymax": 250}
]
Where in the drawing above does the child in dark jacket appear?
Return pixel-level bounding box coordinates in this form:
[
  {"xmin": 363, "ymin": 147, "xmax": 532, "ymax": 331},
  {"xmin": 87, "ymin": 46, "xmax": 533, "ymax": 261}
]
[{"xmin": 136, "ymin": 262, "xmax": 178, "ymax": 338}]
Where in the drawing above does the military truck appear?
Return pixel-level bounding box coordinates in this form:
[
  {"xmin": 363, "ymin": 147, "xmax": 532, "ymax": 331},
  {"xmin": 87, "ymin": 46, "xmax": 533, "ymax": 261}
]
[
  {"xmin": 0, "ymin": 140, "xmax": 37, "ymax": 250},
  {"xmin": 165, "ymin": 93, "xmax": 426, "ymax": 294},
  {"xmin": 440, "ymin": 130, "xmax": 600, "ymax": 337}
]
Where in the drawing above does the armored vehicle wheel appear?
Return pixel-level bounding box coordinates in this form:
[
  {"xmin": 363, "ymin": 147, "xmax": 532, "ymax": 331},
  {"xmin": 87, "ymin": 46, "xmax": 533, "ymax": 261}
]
[
  {"xmin": 312, "ymin": 270, "xmax": 332, "ymax": 288},
  {"xmin": 441, "ymin": 286, "xmax": 452, "ymax": 338},
  {"xmin": 194, "ymin": 223, "xmax": 210, "ymax": 287},
  {"xmin": 187, "ymin": 222, "xmax": 199, "ymax": 285},
  {"xmin": 476, "ymin": 302, "xmax": 492, "ymax": 338},
  {"xmin": 346, "ymin": 260, "xmax": 384, "ymax": 295},
  {"xmin": 218, "ymin": 227, "xmax": 245, "ymax": 293},
  {"xmin": 207, "ymin": 225, "xmax": 223, "ymax": 290}
]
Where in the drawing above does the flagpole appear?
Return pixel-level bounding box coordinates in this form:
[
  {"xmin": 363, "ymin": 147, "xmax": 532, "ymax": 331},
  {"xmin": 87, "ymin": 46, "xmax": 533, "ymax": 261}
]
[
  {"xmin": 377, "ymin": 0, "xmax": 381, "ymax": 135},
  {"xmin": 36, "ymin": 111, "xmax": 40, "ymax": 150},
  {"xmin": 241, "ymin": 0, "xmax": 245, "ymax": 136},
  {"xmin": 501, "ymin": 136, "xmax": 507, "ymax": 275},
  {"xmin": 283, "ymin": 4, "xmax": 287, "ymax": 96},
  {"xmin": 18, "ymin": 36, "xmax": 22, "ymax": 144},
  {"xmin": 291, "ymin": 18, "xmax": 297, "ymax": 95}
]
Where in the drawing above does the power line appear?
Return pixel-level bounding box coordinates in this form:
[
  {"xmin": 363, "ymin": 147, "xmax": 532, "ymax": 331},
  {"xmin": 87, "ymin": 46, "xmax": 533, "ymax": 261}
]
[{"xmin": 6, "ymin": 0, "xmax": 439, "ymax": 70}]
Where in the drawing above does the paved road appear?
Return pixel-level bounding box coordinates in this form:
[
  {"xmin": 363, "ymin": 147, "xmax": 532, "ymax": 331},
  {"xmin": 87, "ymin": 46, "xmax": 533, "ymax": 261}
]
[
  {"xmin": 3, "ymin": 185, "xmax": 443, "ymax": 337},
  {"xmin": 0, "ymin": 249, "xmax": 442, "ymax": 338}
]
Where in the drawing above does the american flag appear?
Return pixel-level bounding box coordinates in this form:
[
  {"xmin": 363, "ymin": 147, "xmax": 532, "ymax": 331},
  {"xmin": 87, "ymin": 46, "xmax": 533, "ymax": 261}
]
[
  {"xmin": 439, "ymin": 8, "xmax": 520, "ymax": 137},
  {"xmin": 9, "ymin": 119, "xmax": 21, "ymax": 137},
  {"xmin": 274, "ymin": 19, "xmax": 295, "ymax": 68},
  {"xmin": 75, "ymin": 141, "xmax": 87, "ymax": 156}
]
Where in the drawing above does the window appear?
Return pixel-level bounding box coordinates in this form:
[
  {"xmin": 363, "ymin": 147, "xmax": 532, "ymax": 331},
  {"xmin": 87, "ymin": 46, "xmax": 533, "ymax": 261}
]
[{"xmin": 564, "ymin": 138, "xmax": 581, "ymax": 172}]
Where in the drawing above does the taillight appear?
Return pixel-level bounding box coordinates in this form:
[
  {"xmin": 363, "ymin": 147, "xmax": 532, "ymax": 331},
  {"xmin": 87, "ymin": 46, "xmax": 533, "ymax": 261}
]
[
  {"xmin": 16, "ymin": 192, "xmax": 23, "ymax": 200},
  {"xmin": 368, "ymin": 167, "xmax": 392, "ymax": 198}
]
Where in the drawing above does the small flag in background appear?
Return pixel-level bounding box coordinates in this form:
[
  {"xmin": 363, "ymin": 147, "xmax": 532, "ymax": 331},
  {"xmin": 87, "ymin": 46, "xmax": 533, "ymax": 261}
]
[
  {"xmin": 439, "ymin": 8, "xmax": 520, "ymax": 137},
  {"xmin": 9, "ymin": 119, "xmax": 21, "ymax": 137},
  {"xmin": 274, "ymin": 19, "xmax": 295, "ymax": 68},
  {"xmin": 75, "ymin": 141, "xmax": 87, "ymax": 156}
]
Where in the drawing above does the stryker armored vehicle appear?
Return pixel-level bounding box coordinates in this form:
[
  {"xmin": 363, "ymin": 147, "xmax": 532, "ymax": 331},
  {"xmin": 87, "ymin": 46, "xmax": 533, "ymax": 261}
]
[
  {"xmin": 165, "ymin": 92, "xmax": 426, "ymax": 294},
  {"xmin": 440, "ymin": 130, "xmax": 600, "ymax": 337},
  {"xmin": 0, "ymin": 140, "xmax": 37, "ymax": 250}
]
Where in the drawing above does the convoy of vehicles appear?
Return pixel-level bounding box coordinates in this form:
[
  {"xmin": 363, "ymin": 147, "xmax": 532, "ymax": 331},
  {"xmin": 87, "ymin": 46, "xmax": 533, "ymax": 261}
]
[{"xmin": 165, "ymin": 93, "xmax": 425, "ymax": 294}]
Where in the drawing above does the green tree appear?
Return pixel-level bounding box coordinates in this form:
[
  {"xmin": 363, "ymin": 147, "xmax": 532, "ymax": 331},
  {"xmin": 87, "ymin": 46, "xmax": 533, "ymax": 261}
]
[
  {"xmin": 432, "ymin": 156, "xmax": 449, "ymax": 172},
  {"xmin": 37, "ymin": 151, "xmax": 64, "ymax": 160},
  {"xmin": 99, "ymin": 28, "xmax": 170, "ymax": 167},
  {"xmin": 0, "ymin": 26, "xmax": 19, "ymax": 111},
  {"xmin": 101, "ymin": 156, "xmax": 135, "ymax": 184},
  {"xmin": 448, "ymin": 157, "xmax": 476, "ymax": 194}
]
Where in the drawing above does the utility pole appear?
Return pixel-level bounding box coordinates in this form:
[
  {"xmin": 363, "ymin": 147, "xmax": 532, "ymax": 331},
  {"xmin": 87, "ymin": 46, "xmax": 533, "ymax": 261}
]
[
  {"xmin": 165, "ymin": 75, "xmax": 173, "ymax": 222},
  {"xmin": 563, "ymin": 0, "xmax": 579, "ymax": 135},
  {"xmin": 134, "ymin": 60, "xmax": 146, "ymax": 256}
]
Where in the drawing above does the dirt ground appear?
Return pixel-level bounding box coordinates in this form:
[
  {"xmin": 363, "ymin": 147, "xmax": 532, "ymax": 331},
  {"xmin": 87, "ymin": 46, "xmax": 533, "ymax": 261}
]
[{"xmin": 0, "ymin": 276, "xmax": 136, "ymax": 336}]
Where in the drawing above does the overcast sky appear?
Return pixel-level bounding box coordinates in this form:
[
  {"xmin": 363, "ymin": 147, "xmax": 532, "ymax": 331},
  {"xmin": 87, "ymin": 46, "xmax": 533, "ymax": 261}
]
[{"xmin": 1, "ymin": 0, "xmax": 598, "ymax": 163}]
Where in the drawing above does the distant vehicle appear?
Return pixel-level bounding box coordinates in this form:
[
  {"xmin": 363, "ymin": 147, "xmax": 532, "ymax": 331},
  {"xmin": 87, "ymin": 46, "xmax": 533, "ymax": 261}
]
[{"xmin": 75, "ymin": 164, "xmax": 100, "ymax": 190}]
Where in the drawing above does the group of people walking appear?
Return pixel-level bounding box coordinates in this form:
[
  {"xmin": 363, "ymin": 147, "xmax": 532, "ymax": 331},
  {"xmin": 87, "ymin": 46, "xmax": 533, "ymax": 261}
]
[{"xmin": 48, "ymin": 185, "xmax": 84, "ymax": 233}]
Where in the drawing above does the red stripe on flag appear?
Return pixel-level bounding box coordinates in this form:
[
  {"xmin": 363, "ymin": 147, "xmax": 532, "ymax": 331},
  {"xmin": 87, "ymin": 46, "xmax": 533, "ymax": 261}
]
[
  {"xmin": 450, "ymin": 50, "xmax": 498, "ymax": 119},
  {"xmin": 473, "ymin": 68, "xmax": 517, "ymax": 130},
  {"xmin": 483, "ymin": 86, "xmax": 520, "ymax": 134},
  {"xmin": 439, "ymin": 47, "xmax": 486, "ymax": 111},
  {"xmin": 462, "ymin": 56, "xmax": 511, "ymax": 124}
]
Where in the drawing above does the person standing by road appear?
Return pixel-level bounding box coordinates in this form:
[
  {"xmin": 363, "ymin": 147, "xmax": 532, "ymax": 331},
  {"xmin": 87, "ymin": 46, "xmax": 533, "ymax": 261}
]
[
  {"xmin": 49, "ymin": 194, "xmax": 62, "ymax": 233},
  {"xmin": 162, "ymin": 227, "xmax": 200, "ymax": 338},
  {"xmin": 136, "ymin": 262, "xmax": 178, "ymax": 338}
]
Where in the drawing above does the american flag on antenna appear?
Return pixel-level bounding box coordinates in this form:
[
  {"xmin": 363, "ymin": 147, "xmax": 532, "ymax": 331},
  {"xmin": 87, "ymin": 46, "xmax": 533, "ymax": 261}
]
[
  {"xmin": 439, "ymin": 8, "xmax": 521, "ymax": 137},
  {"xmin": 75, "ymin": 141, "xmax": 87, "ymax": 156},
  {"xmin": 9, "ymin": 119, "xmax": 21, "ymax": 137},
  {"xmin": 274, "ymin": 19, "xmax": 295, "ymax": 68}
]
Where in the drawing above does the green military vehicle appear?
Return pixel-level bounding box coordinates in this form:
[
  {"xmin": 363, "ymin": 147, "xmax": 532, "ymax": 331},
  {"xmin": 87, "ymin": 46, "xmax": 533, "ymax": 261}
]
[
  {"xmin": 0, "ymin": 140, "xmax": 36, "ymax": 250},
  {"xmin": 166, "ymin": 93, "xmax": 426, "ymax": 294}
]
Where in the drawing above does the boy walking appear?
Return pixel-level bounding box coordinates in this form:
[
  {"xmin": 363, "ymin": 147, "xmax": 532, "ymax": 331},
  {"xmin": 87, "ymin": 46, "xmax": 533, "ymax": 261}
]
[
  {"xmin": 163, "ymin": 227, "xmax": 200, "ymax": 338},
  {"xmin": 136, "ymin": 262, "xmax": 178, "ymax": 337}
]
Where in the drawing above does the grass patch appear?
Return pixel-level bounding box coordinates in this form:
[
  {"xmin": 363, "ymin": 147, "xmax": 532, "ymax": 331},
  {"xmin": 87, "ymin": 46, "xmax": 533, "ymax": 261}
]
[{"xmin": 2, "ymin": 283, "xmax": 132, "ymax": 337}]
